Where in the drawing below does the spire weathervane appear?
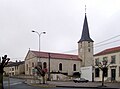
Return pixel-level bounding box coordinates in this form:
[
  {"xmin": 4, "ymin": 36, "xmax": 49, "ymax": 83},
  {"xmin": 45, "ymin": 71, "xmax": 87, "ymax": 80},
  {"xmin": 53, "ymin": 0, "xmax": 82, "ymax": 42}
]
[{"xmin": 85, "ymin": 5, "xmax": 86, "ymax": 14}]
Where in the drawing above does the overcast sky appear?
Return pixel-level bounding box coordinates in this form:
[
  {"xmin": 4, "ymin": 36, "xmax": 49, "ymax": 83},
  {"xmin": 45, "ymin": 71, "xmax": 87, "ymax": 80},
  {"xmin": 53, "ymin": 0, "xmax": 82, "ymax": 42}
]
[{"xmin": 0, "ymin": 0, "xmax": 120, "ymax": 61}]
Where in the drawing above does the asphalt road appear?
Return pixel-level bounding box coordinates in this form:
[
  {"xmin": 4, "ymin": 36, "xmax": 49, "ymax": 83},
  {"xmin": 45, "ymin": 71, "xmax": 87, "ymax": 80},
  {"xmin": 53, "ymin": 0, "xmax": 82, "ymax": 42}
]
[
  {"xmin": 3, "ymin": 78, "xmax": 90, "ymax": 89},
  {"xmin": 4, "ymin": 78, "xmax": 118, "ymax": 89}
]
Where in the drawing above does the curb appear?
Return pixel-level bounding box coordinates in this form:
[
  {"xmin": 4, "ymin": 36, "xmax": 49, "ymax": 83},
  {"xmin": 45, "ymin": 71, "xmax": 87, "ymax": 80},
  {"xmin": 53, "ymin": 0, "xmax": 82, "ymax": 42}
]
[
  {"xmin": 24, "ymin": 81, "xmax": 56, "ymax": 88},
  {"xmin": 56, "ymin": 86, "xmax": 120, "ymax": 89},
  {"xmin": 24, "ymin": 81, "xmax": 120, "ymax": 89},
  {"xmin": 30, "ymin": 83, "xmax": 56, "ymax": 88}
]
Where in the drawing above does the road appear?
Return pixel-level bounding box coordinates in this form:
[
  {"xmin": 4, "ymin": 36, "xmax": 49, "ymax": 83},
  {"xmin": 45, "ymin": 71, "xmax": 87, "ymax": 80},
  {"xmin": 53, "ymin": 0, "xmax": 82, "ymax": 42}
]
[
  {"xmin": 3, "ymin": 78, "xmax": 90, "ymax": 89},
  {"xmin": 4, "ymin": 78, "xmax": 49, "ymax": 89},
  {"xmin": 4, "ymin": 78, "xmax": 118, "ymax": 89}
]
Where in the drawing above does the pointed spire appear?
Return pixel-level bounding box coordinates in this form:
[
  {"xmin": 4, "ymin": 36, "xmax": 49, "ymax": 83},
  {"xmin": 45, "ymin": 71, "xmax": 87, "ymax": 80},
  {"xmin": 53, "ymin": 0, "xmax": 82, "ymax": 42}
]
[{"xmin": 78, "ymin": 8, "xmax": 94, "ymax": 43}]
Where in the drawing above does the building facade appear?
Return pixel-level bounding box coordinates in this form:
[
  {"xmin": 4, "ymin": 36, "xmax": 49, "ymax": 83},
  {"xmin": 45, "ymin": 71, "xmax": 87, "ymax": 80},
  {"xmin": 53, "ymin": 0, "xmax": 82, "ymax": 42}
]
[
  {"xmin": 94, "ymin": 46, "xmax": 120, "ymax": 82},
  {"xmin": 25, "ymin": 50, "xmax": 81, "ymax": 76},
  {"xmin": 4, "ymin": 61, "xmax": 25, "ymax": 76}
]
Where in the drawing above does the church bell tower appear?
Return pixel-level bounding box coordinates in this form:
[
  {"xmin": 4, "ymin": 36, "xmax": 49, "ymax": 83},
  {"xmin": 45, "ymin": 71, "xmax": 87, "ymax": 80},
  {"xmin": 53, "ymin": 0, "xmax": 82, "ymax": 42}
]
[{"xmin": 78, "ymin": 11, "xmax": 94, "ymax": 67}]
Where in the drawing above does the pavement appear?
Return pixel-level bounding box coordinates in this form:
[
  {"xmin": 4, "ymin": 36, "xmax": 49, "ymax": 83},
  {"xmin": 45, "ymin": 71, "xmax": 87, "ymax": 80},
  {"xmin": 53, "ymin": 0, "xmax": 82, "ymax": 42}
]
[
  {"xmin": 48, "ymin": 81, "xmax": 120, "ymax": 89},
  {"xmin": 25, "ymin": 79, "xmax": 120, "ymax": 89}
]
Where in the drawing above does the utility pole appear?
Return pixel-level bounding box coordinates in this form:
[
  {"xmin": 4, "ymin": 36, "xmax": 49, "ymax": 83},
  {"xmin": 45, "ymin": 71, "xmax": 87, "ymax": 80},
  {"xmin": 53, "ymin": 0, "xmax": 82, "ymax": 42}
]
[{"xmin": 48, "ymin": 53, "xmax": 51, "ymax": 81}]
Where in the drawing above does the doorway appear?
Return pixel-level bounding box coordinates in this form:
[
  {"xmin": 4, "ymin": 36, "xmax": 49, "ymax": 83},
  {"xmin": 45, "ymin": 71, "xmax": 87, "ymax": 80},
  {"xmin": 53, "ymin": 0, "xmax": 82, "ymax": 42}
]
[{"xmin": 111, "ymin": 69, "xmax": 116, "ymax": 81}]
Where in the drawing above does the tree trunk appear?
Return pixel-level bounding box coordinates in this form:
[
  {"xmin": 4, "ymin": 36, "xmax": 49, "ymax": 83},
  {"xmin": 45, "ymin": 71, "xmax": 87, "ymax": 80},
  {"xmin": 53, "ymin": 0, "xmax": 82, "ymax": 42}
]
[
  {"xmin": 0, "ymin": 73, "xmax": 4, "ymax": 89},
  {"xmin": 102, "ymin": 70, "xmax": 104, "ymax": 86},
  {"xmin": 42, "ymin": 76, "xmax": 45, "ymax": 84}
]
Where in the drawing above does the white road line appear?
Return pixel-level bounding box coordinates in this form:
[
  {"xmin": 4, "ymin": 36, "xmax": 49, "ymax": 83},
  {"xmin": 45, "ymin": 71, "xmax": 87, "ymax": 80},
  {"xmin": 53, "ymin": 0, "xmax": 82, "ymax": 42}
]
[
  {"xmin": 4, "ymin": 82, "xmax": 22, "ymax": 86},
  {"xmin": 10, "ymin": 82, "xmax": 22, "ymax": 86}
]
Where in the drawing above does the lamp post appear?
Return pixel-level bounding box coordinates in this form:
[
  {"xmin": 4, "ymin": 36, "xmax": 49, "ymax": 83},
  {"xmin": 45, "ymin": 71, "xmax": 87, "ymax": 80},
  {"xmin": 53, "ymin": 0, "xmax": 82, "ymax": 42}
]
[
  {"xmin": 48, "ymin": 53, "xmax": 51, "ymax": 81},
  {"xmin": 32, "ymin": 30, "xmax": 46, "ymax": 51},
  {"xmin": 32, "ymin": 30, "xmax": 46, "ymax": 84}
]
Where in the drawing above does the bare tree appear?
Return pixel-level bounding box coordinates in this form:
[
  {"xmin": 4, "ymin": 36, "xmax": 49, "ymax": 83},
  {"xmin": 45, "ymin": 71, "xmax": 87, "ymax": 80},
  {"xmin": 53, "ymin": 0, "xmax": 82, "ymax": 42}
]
[
  {"xmin": 0, "ymin": 55, "xmax": 10, "ymax": 89},
  {"xmin": 35, "ymin": 63, "xmax": 47, "ymax": 84},
  {"xmin": 96, "ymin": 60, "xmax": 111, "ymax": 87}
]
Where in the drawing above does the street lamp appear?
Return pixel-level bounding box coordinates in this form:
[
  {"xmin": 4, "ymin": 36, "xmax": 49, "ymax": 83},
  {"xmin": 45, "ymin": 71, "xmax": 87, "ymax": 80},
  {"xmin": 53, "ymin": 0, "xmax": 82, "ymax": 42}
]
[
  {"xmin": 32, "ymin": 30, "xmax": 46, "ymax": 51},
  {"xmin": 32, "ymin": 30, "xmax": 46, "ymax": 83}
]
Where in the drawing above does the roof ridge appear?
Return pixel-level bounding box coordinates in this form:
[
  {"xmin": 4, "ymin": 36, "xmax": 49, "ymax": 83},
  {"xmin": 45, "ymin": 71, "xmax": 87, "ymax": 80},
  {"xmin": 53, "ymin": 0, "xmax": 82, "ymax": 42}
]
[
  {"xmin": 31, "ymin": 50, "xmax": 77, "ymax": 56},
  {"xmin": 30, "ymin": 50, "xmax": 81, "ymax": 61},
  {"xmin": 94, "ymin": 46, "xmax": 120, "ymax": 56}
]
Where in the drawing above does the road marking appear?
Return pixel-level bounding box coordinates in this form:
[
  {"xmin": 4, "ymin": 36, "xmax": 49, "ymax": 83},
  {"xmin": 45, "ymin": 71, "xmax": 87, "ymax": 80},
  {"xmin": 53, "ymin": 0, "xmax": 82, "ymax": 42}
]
[
  {"xmin": 4, "ymin": 82, "xmax": 22, "ymax": 86},
  {"xmin": 10, "ymin": 82, "xmax": 22, "ymax": 86}
]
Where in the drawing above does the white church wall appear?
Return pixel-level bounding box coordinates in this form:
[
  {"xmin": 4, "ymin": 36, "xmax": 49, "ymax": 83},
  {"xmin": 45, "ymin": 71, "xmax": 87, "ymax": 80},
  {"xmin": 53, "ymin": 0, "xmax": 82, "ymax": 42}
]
[
  {"xmin": 25, "ymin": 53, "xmax": 81, "ymax": 76},
  {"xmin": 48, "ymin": 58, "xmax": 81, "ymax": 75}
]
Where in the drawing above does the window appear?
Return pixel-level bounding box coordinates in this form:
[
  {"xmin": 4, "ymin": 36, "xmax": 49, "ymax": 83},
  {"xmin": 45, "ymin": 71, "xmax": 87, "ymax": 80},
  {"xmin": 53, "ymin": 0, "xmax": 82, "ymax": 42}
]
[
  {"xmin": 103, "ymin": 57, "xmax": 108, "ymax": 61},
  {"xmin": 32, "ymin": 62, "xmax": 34, "ymax": 67},
  {"xmin": 26, "ymin": 64, "xmax": 28, "ymax": 71},
  {"xmin": 59, "ymin": 63, "xmax": 62, "ymax": 71},
  {"xmin": 12, "ymin": 72, "xmax": 14, "ymax": 75},
  {"xmin": 80, "ymin": 42, "xmax": 82, "ymax": 48},
  {"xmin": 73, "ymin": 64, "xmax": 76, "ymax": 71},
  {"xmin": 88, "ymin": 48, "xmax": 91, "ymax": 52},
  {"xmin": 95, "ymin": 58, "xmax": 99, "ymax": 66},
  {"xmin": 12, "ymin": 68, "xmax": 14, "ymax": 71},
  {"xmin": 95, "ymin": 68, "xmax": 99, "ymax": 77},
  {"xmin": 43, "ymin": 62, "xmax": 47, "ymax": 69},
  {"xmin": 111, "ymin": 55, "xmax": 116, "ymax": 64},
  {"xmin": 88, "ymin": 42, "xmax": 90, "ymax": 47},
  {"xmin": 103, "ymin": 57, "xmax": 108, "ymax": 65}
]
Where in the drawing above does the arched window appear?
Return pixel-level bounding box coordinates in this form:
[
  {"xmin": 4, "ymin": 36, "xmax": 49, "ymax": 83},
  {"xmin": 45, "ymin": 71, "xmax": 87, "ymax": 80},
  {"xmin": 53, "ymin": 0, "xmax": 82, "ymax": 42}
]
[
  {"xmin": 32, "ymin": 62, "xmax": 34, "ymax": 67},
  {"xmin": 73, "ymin": 64, "xmax": 76, "ymax": 71},
  {"xmin": 26, "ymin": 64, "xmax": 28, "ymax": 71},
  {"xmin": 43, "ymin": 62, "xmax": 47, "ymax": 69},
  {"xmin": 59, "ymin": 63, "xmax": 62, "ymax": 71}
]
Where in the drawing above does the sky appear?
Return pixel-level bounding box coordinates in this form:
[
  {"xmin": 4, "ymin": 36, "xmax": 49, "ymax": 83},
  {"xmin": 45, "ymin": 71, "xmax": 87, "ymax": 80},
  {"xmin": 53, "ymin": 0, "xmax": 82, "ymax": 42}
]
[{"xmin": 0, "ymin": 0, "xmax": 120, "ymax": 61}]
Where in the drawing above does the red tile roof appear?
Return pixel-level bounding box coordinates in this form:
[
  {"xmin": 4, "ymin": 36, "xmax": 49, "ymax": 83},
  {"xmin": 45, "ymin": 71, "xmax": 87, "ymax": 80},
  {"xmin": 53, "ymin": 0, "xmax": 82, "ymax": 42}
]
[
  {"xmin": 94, "ymin": 46, "xmax": 120, "ymax": 56},
  {"xmin": 31, "ymin": 50, "xmax": 81, "ymax": 61}
]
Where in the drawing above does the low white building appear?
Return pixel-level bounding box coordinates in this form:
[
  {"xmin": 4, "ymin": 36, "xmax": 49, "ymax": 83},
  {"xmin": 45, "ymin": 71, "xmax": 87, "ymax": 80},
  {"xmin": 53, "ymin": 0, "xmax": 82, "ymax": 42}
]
[
  {"xmin": 94, "ymin": 46, "xmax": 120, "ymax": 82},
  {"xmin": 81, "ymin": 66, "xmax": 93, "ymax": 81}
]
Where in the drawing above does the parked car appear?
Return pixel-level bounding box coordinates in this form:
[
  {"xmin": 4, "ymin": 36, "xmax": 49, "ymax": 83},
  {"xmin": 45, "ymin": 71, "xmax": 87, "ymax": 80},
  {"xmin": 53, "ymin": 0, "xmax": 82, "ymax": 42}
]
[{"xmin": 73, "ymin": 78, "xmax": 89, "ymax": 83}]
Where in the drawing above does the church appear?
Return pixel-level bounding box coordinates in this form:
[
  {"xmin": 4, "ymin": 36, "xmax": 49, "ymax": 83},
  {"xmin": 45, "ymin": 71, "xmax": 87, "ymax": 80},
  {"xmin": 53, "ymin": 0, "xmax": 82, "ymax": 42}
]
[{"xmin": 24, "ymin": 12, "xmax": 94, "ymax": 80}]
